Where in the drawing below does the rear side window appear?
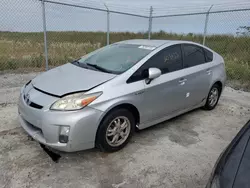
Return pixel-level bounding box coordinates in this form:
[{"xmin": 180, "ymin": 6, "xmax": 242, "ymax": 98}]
[
  {"xmin": 127, "ymin": 44, "xmax": 183, "ymax": 83},
  {"xmin": 183, "ymin": 44, "xmax": 206, "ymax": 68},
  {"xmin": 204, "ymin": 48, "xmax": 213, "ymax": 62}
]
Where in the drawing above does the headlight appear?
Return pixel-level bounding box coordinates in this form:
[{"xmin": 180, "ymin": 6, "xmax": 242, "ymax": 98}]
[{"xmin": 50, "ymin": 92, "xmax": 102, "ymax": 111}]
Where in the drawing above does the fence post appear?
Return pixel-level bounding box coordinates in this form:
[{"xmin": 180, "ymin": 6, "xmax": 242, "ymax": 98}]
[
  {"xmin": 148, "ymin": 6, "xmax": 153, "ymax": 40},
  {"xmin": 104, "ymin": 3, "xmax": 110, "ymax": 45},
  {"xmin": 107, "ymin": 10, "xmax": 110, "ymax": 45},
  {"xmin": 203, "ymin": 5, "xmax": 213, "ymax": 45},
  {"xmin": 41, "ymin": 0, "xmax": 49, "ymax": 71}
]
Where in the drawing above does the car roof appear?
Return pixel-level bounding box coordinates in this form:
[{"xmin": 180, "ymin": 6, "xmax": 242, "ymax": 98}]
[
  {"xmin": 117, "ymin": 39, "xmax": 214, "ymax": 52},
  {"xmin": 117, "ymin": 39, "xmax": 170, "ymax": 47},
  {"xmin": 117, "ymin": 39, "xmax": 200, "ymax": 48}
]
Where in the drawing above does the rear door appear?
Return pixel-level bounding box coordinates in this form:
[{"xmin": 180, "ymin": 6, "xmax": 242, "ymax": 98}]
[{"xmin": 180, "ymin": 44, "xmax": 213, "ymax": 109}]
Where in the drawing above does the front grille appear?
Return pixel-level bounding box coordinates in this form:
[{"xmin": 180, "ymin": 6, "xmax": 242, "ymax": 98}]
[
  {"xmin": 29, "ymin": 102, "xmax": 43, "ymax": 109},
  {"xmin": 23, "ymin": 94, "xmax": 43, "ymax": 109}
]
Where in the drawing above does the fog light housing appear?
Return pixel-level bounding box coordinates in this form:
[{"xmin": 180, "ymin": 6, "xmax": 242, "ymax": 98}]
[{"xmin": 59, "ymin": 126, "xmax": 70, "ymax": 143}]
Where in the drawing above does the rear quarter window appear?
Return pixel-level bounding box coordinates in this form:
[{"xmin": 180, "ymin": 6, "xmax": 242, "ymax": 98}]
[{"xmin": 204, "ymin": 48, "xmax": 213, "ymax": 62}]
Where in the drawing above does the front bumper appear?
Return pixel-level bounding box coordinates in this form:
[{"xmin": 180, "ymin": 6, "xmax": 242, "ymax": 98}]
[{"xmin": 18, "ymin": 88, "xmax": 104, "ymax": 152}]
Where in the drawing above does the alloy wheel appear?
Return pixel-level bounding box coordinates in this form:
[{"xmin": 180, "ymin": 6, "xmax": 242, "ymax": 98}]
[
  {"xmin": 208, "ymin": 87, "xmax": 219, "ymax": 107},
  {"xmin": 105, "ymin": 116, "xmax": 131, "ymax": 147}
]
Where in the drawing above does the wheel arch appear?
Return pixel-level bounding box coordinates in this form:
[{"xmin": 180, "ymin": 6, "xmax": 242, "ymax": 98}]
[
  {"xmin": 95, "ymin": 103, "xmax": 140, "ymax": 143},
  {"xmin": 212, "ymin": 80, "xmax": 223, "ymax": 94}
]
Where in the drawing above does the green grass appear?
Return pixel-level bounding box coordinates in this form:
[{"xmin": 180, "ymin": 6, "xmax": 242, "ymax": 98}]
[{"xmin": 0, "ymin": 31, "xmax": 249, "ymax": 89}]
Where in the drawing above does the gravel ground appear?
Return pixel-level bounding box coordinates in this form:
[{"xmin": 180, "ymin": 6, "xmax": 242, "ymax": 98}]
[{"xmin": 0, "ymin": 72, "xmax": 250, "ymax": 188}]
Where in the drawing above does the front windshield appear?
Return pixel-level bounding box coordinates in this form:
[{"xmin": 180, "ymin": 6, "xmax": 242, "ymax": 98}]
[{"xmin": 77, "ymin": 44, "xmax": 154, "ymax": 74}]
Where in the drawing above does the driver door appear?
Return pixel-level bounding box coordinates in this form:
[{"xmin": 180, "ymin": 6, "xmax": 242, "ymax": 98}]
[{"xmin": 127, "ymin": 44, "xmax": 186, "ymax": 125}]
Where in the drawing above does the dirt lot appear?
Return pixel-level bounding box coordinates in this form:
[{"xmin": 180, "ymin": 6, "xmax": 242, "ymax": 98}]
[{"xmin": 0, "ymin": 72, "xmax": 250, "ymax": 188}]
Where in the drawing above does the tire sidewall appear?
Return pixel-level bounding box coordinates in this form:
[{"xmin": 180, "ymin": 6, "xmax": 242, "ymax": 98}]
[
  {"xmin": 205, "ymin": 84, "xmax": 221, "ymax": 110},
  {"xmin": 96, "ymin": 108, "xmax": 135, "ymax": 152}
]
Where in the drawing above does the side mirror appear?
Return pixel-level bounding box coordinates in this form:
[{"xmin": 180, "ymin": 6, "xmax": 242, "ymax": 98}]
[{"xmin": 145, "ymin": 68, "xmax": 161, "ymax": 84}]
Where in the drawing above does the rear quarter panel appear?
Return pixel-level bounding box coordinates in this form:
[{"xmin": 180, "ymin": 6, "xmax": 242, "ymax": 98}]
[
  {"xmin": 188, "ymin": 42, "xmax": 226, "ymax": 90},
  {"xmin": 210, "ymin": 53, "xmax": 226, "ymax": 90}
]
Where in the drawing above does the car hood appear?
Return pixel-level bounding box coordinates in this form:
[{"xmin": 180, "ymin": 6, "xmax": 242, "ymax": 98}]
[{"xmin": 32, "ymin": 63, "xmax": 116, "ymax": 97}]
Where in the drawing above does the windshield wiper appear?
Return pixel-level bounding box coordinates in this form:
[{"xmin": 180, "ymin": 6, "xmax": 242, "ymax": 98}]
[
  {"xmin": 71, "ymin": 59, "xmax": 81, "ymax": 64},
  {"xmin": 71, "ymin": 60, "xmax": 90, "ymax": 69},
  {"xmin": 86, "ymin": 63, "xmax": 112, "ymax": 73}
]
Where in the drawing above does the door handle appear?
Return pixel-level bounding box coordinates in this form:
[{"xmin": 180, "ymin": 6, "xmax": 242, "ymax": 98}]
[
  {"xmin": 135, "ymin": 90, "xmax": 144, "ymax": 95},
  {"xmin": 206, "ymin": 69, "xmax": 212, "ymax": 75},
  {"xmin": 179, "ymin": 78, "xmax": 187, "ymax": 85}
]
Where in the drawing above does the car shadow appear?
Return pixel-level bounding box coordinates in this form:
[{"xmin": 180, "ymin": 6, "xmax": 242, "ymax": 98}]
[{"xmin": 132, "ymin": 108, "xmax": 202, "ymax": 147}]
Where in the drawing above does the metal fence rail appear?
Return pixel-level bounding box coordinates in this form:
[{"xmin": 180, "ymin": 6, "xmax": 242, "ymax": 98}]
[{"xmin": 0, "ymin": 0, "xmax": 250, "ymax": 89}]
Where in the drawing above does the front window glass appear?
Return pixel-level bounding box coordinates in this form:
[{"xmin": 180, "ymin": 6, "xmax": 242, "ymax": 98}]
[
  {"xmin": 77, "ymin": 44, "xmax": 154, "ymax": 74},
  {"xmin": 127, "ymin": 44, "xmax": 183, "ymax": 83}
]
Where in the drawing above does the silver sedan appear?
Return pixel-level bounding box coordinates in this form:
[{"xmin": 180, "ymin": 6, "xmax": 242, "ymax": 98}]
[{"xmin": 18, "ymin": 39, "xmax": 226, "ymax": 152}]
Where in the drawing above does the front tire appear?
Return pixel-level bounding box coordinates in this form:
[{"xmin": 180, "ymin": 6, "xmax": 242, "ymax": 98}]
[
  {"xmin": 203, "ymin": 83, "xmax": 221, "ymax": 110},
  {"xmin": 96, "ymin": 108, "xmax": 135, "ymax": 152}
]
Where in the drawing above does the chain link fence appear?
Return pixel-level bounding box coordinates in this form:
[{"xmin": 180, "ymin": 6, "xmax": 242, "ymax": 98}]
[
  {"xmin": 0, "ymin": 0, "xmax": 45, "ymax": 72},
  {"xmin": 205, "ymin": 10, "xmax": 250, "ymax": 89},
  {"xmin": 0, "ymin": 0, "xmax": 250, "ymax": 89}
]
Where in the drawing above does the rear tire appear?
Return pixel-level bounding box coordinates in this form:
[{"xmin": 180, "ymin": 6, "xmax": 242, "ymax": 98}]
[
  {"xmin": 203, "ymin": 83, "xmax": 221, "ymax": 110},
  {"xmin": 96, "ymin": 108, "xmax": 135, "ymax": 152}
]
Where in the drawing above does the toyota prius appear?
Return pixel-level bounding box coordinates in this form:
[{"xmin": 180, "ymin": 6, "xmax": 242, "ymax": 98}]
[{"xmin": 18, "ymin": 39, "xmax": 226, "ymax": 152}]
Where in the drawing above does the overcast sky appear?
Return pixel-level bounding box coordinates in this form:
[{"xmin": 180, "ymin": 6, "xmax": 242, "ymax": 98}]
[{"xmin": 1, "ymin": 0, "xmax": 250, "ymax": 35}]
